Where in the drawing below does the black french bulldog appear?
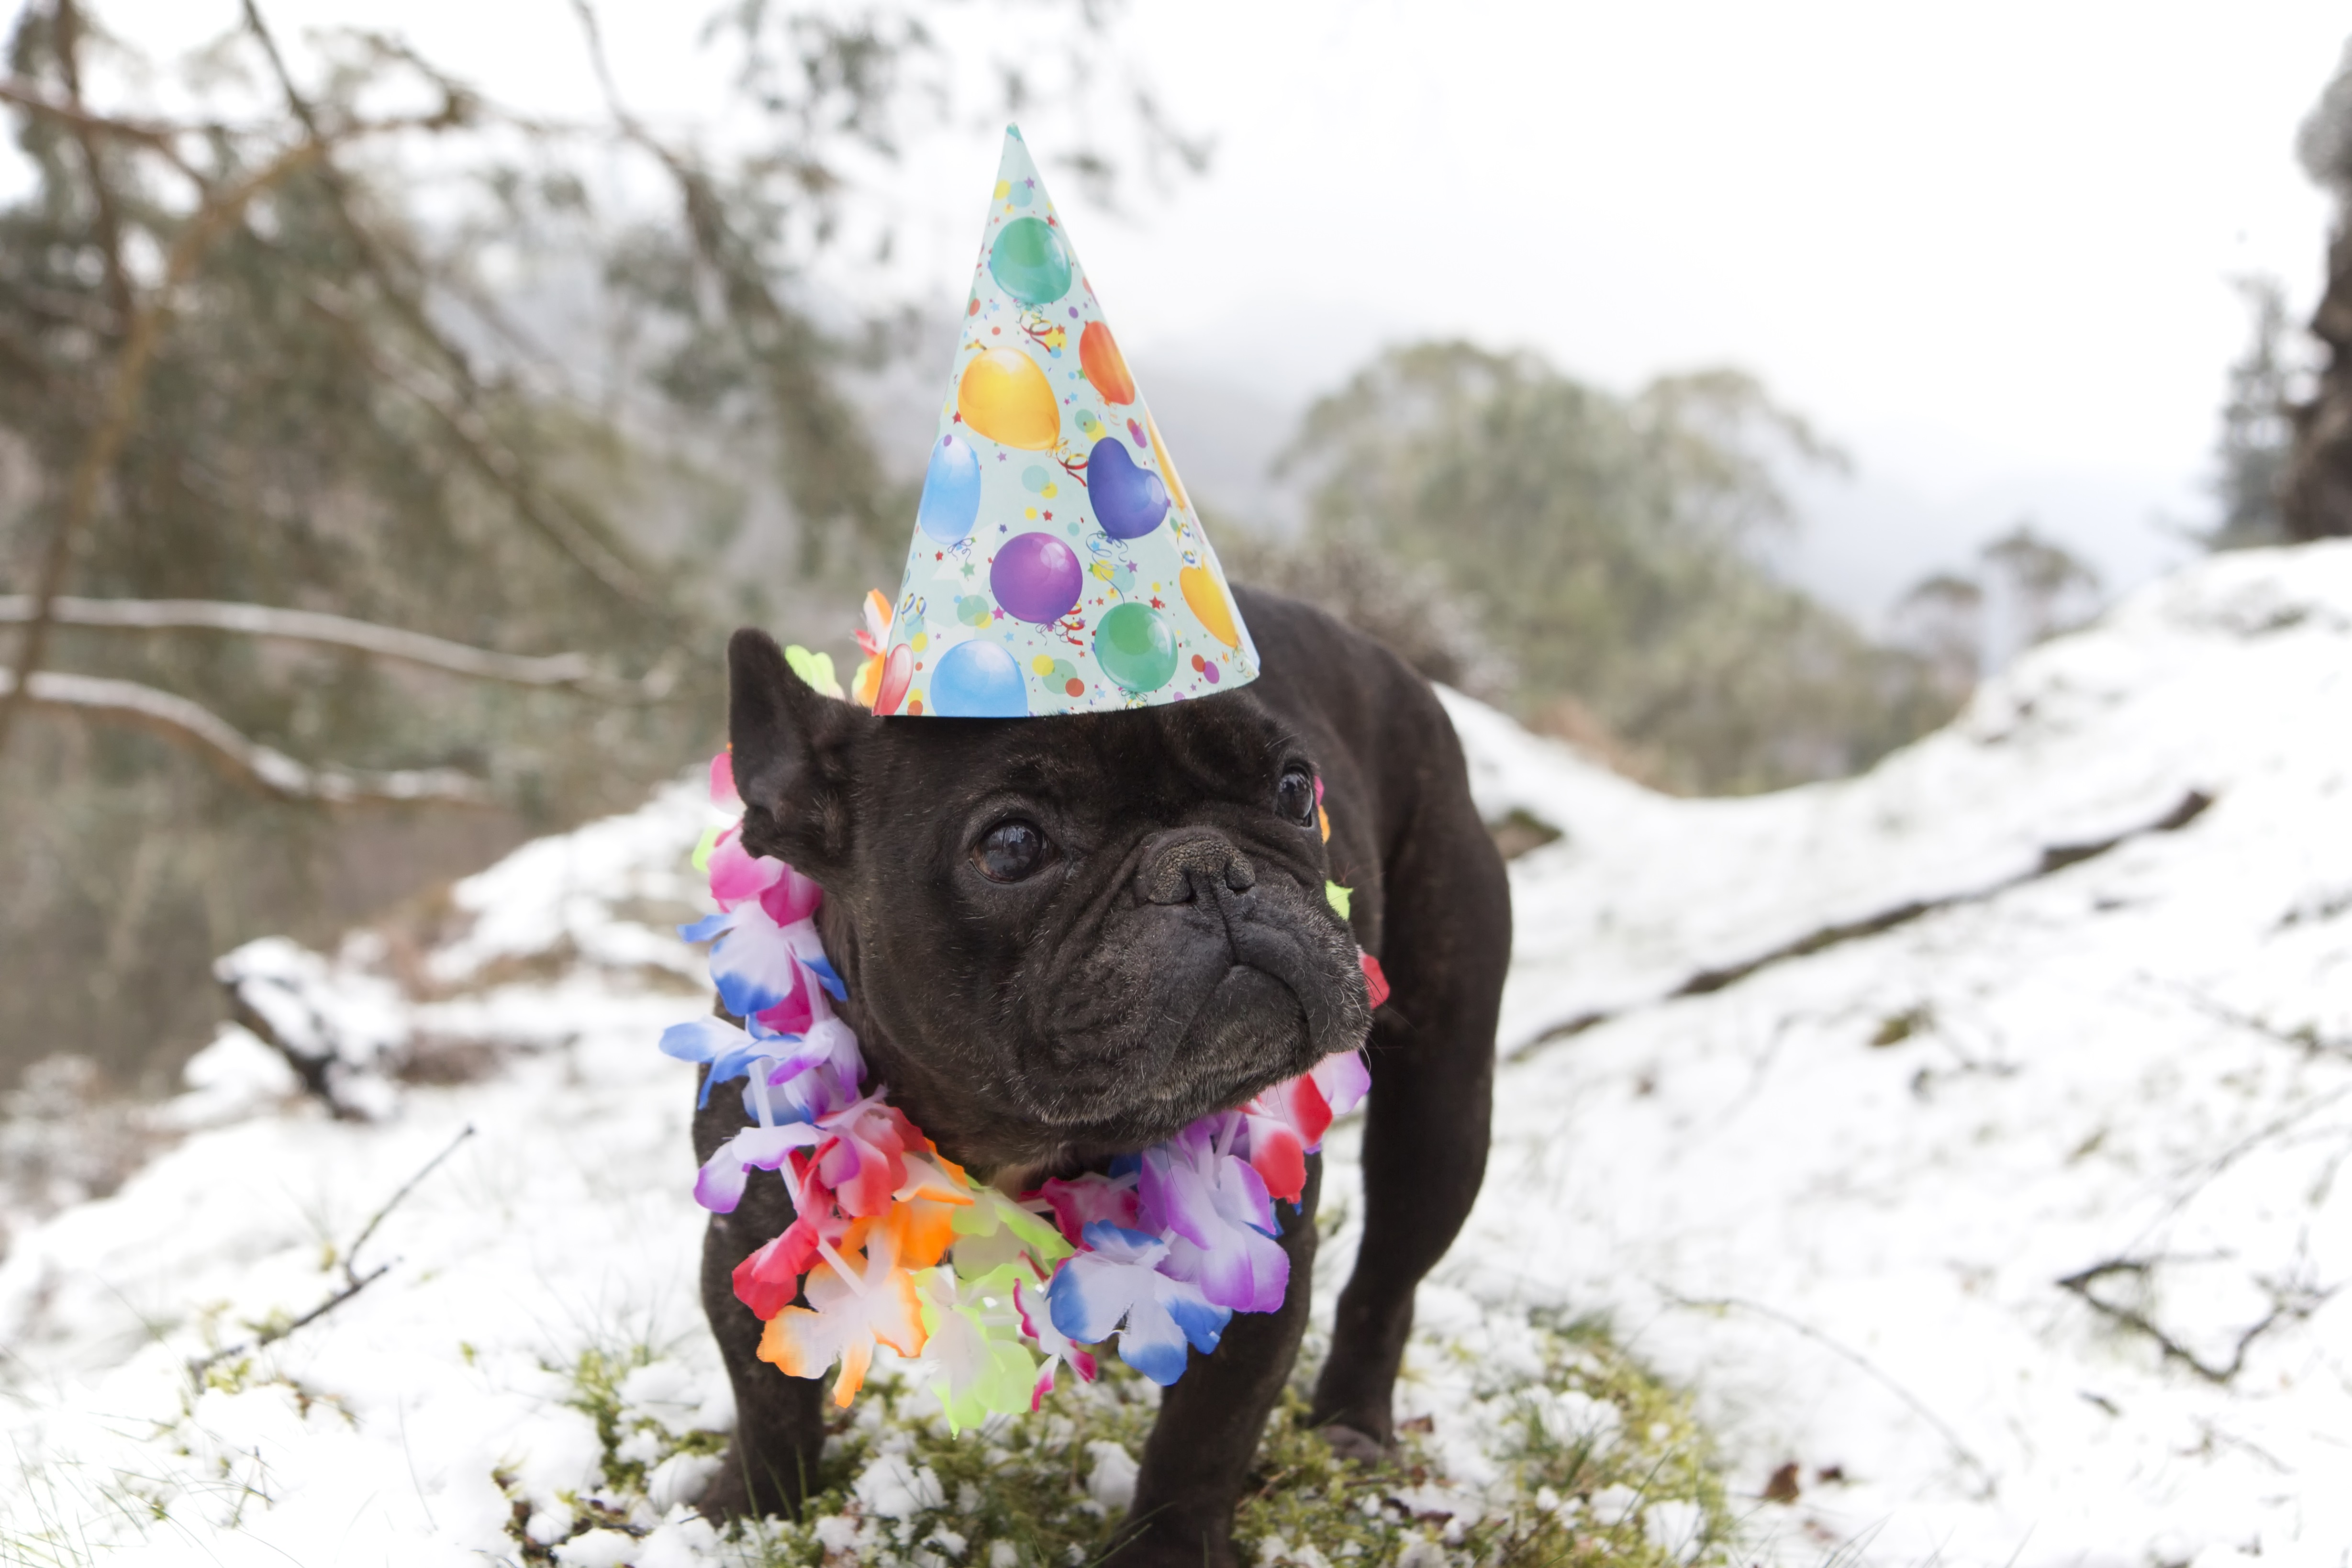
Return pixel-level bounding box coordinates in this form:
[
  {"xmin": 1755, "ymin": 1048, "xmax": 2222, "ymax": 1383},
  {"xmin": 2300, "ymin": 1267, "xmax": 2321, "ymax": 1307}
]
[{"xmin": 694, "ymin": 587, "xmax": 1511, "ymax": 1565}]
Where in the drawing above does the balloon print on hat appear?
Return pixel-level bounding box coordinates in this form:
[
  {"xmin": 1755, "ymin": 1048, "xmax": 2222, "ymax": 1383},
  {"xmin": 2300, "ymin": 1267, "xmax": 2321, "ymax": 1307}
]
[
  {"xmin": 917, "ymin": 434, "xmax": 982, "ymax": 543},
  {"xmin": 1080, "ymin": 321, "xmax": 1135, "ymax": 405},
  {"xmin": 1147, "ymin": 411, "xmax": 1192, "ymax": 519},
  {"xmin": 1181, "ymin": 565, "xmax": 1241, "ymax": 650},
  {"xmin": 989, "ymin": 216, "xmax": 1073, "ymax": 306},
  {"xmin": 991, "ymin": 533, "xmax": 1084, "ymax": 623},
  {"xmin": 1093, "ymin": 602, "xmax": 1177, "ymax": 693},
  {"xmin": 1088, "ymin": 437, "xmax": 1169, "ymax": 541},
  {"xmin": 959, "ymin": 348, "xmax": 1059, "ymax": 449},
  {"xmin": 877, "ymin": 126, "xmax": 1258, "ymax": 717},
  {"xmin": 930, "ymin": 639, "xmax": 1029, "ymax": 717}
]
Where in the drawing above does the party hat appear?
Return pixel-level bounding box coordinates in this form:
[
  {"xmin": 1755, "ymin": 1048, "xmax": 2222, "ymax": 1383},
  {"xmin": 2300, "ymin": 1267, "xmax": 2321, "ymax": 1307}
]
[{"xmin": 870, "ymin": 127, "xmax": 1259, "ymax": 718}]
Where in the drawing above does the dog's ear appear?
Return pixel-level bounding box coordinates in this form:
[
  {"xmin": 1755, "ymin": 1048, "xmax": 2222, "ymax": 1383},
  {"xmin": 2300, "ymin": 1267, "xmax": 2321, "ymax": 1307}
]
[{"xmin": 728, "ymin": 628, "xmax": 870, "ymax": 880}]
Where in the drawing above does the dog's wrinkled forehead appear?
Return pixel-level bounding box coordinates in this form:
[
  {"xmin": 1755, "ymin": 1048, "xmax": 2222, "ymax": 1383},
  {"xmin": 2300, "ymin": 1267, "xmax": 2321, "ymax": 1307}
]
[{"xmin": 864, "ymin": 692, "xmax": 1298, "ymax": 835}]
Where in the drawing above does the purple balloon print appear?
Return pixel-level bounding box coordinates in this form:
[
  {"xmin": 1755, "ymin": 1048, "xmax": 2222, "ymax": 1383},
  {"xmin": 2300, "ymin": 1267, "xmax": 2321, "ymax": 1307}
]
[
  {"xmin": 1087, "ymin": 437, "xmax": 1169, "ymax": 541},
  {"xmin": 991, "ymin": 532, "xmax": 1084, "ymax": 623}
]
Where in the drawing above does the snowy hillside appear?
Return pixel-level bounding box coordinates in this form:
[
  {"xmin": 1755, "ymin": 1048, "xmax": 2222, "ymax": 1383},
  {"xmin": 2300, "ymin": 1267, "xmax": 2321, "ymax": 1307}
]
[{"xmin": 5, "ymin": 543, "xmax": 2352, "ymax": 1566}]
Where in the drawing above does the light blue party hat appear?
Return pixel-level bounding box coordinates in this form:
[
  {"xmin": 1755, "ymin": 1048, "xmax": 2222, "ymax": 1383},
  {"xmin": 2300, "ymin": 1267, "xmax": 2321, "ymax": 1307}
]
[{"xmin": 867, "ymin": 127, "xmax": 1259, "ymax": 718}]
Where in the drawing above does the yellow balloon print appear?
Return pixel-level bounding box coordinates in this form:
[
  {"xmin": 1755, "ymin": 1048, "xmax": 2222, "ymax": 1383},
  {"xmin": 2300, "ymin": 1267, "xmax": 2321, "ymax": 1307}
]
[
  {"xmin": 1181, "ymin": 564, "xmax": 1240, "ymax": 650},
  {"xmin": 958, "ymin": 348, "xmax": 1059, "ymax": 450},
  {"xmin": 1147, "ymin": 409, "xmax": 1191, "ymax": 517}
]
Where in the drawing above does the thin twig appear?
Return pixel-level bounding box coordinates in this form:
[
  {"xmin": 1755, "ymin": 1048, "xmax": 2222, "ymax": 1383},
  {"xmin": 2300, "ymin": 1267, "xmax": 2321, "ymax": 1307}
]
[
  {"xmin": 340, "ymin": 1125, "xmax": 478, "ymax": 1286},
  {"xmin": 1658, "ymin": 1287, "xmax": 1999, "ymax": 1501},
  {"xmin": 0, "ymin": 594, "xmax": 673, "ymax": 698},
  {"xmin": 2164, "ymin": 983, "xmax": 2352, "ymax": 1063},
  {"xmin": 0, "ymin": 667, "xmax": 492, "ymax": 805},
  {"xmin": 188, "ymin": 1124, "xmax": 476, "ymax": 1382},
  {"xmin": 2056, "ymin": 1258, "xmax": 2333, "ymax": 1384}
]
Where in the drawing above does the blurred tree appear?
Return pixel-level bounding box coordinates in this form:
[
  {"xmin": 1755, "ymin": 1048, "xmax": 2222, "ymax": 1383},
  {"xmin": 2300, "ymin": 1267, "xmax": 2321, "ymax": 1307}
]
[
  {"xmin": 0, "ymin": 0, "xmax": 1181, "ymax": 1090},
  {"xmin": 2202, "ymin": 276, "xmax": 2294, "ymax": 550},
  {"xmin": 1267, "ymin": 341, "xmax": 1953, "ymax": 794},
  {"xmin": 1888, "ymin": 571, "xmax": 1984, "ymax": 701},
  {"xmin": 1979, "ymin": 522, "xmax": 2101, "ymax": 651},
  {"xmin": 2287, "ymin": 37, "xmax": 2352, "ymax": 542}
]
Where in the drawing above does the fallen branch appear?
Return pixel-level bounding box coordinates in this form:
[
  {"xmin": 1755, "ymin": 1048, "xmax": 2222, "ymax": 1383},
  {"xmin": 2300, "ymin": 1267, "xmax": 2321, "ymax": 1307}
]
[
  {"xmin": 1675, "ymin": 791, "xmax": 2213, "ymax": 997},
  {"xmin": 2057, "ymin": 1257, "xmax": 2333, "ymax": 1385},
  {"xmin": 1520, "ymin": 789, "xmax": 2216, "ymax": 1055},
  {"xmin": 0, "ymin": 667, "xmax": 491, "ymax": 806},
  {"xmin": 188, "ymin": 1123, "xmax": 476, "ymax": 1383},
  {"xmin": 0, "ymin": 594, "xmax": 672, "ymax": 699}
]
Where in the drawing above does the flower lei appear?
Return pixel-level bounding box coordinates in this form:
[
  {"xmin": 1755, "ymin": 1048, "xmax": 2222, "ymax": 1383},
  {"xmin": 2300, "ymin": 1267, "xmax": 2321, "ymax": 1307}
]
[{"xmin": 659, "ymin": 610, "xmax": 1387, "ymax": 1427}]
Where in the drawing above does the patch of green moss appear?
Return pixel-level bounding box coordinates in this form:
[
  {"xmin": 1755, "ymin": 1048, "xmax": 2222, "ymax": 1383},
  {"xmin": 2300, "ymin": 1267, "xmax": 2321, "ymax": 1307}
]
[{"xmin": 691, "ymin": 1311, "xmax": 1736, "ymax": 1567}]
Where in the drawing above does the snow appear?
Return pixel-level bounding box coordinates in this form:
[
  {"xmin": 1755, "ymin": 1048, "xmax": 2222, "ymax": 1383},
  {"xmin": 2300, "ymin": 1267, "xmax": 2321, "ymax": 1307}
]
[
  {"xmin": 5, "ymin": 542, "xmax": 2352, "ymax": 1564},
  {"xmin": 1405, "ymin": 543, "xmax": 2352, "ymax": 1564}
]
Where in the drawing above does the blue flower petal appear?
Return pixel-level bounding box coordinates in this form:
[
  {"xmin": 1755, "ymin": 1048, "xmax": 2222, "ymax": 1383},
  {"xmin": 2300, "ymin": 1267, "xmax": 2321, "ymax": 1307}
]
[
  {"xmin": 678, "ymin": 910, "xmax": 733, "ymax": 943},
  {"xmin": 805, "ymin": 954, "xmax": 848, "ymax": 1001}
]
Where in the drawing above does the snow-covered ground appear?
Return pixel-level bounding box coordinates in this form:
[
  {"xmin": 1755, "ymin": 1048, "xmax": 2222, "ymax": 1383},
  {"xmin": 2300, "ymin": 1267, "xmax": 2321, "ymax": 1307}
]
[{"xmin": 6, "ymin": 543, "xmax": 2352, "ymax": 1566}]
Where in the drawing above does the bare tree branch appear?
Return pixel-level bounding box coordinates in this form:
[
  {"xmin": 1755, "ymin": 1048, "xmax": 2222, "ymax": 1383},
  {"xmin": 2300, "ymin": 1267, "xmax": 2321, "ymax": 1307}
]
[
  {"xmin": 188, "ymin": 1124, "xmax": 476, "ymax": 1383},
  {"xmin": 0, "ymin": 76, "xmax": 212, "ymax": 173},
  {"xmin": 0, "ymin": 594, "xmax": 675, "ymax": 698},
  {"xmin": 0, "ymin": 667, "xmax": 492, "ymax": 805},
  {"xmin": 0, "ymin": 136, "xmax": 327, "ymax": 760},
  {"xmin": 240, "ymin": 0, "xmax": 656, "ymax": 609},
  {"xmin": 53, "ymin": 0, "xmax": 134, "ymax": 329},
  {"xmin": 0, "ymin": 78, "xmax": 531, "ymax": 763},
  {"xmin": 293, "ymin": 283, "xmax": 657, "ymax": 607}
]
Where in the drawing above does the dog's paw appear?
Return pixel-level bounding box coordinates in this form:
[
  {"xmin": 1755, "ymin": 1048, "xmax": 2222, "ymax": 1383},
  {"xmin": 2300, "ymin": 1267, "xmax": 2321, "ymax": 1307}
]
[
  {"xmin": 693, "ymin": 1461, "xmax": 757, "ymax": 1524},
  {"xmin": 1315, "ymin": 1421, "xmax": 1393, "ymax": 1468}
]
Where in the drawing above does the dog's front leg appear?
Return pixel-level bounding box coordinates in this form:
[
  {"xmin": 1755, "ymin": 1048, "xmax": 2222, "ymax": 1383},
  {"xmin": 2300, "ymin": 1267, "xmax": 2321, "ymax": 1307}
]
[
  {"xmin": 692, "ymin": 1078, "xmax": 829, "ymax": 1521},
  {"xmin": 1109, "ymin": 1156, "xmax": 1321, "ymax": 1568}
]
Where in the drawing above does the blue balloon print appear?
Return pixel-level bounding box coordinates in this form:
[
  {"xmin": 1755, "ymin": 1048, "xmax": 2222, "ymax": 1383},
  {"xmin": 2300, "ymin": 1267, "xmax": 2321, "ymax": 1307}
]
[
  {"xmin": 917, "ymin": 434, "xmax": 982, "ymax": 543},
  {"xmin": 1088, "ymin": 437, "xmax": 1169, "ymax": 541},
  {"xmin": 928, "ymin": 639, "xmax": 1029, "ymax": 717}
]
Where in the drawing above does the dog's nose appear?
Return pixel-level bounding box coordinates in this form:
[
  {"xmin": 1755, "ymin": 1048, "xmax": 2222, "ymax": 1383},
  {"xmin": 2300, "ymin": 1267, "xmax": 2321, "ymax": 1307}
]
[{"xmin": 1136, "ymin": 828, "xmax": 1256, "ymax": 905}]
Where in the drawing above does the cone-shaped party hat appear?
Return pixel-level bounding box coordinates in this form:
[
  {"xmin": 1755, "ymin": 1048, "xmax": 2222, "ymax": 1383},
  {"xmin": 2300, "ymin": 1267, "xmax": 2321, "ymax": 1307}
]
[{"xmin": 870, "ymin": 127, "xmax": 1259, "ymax": 717}]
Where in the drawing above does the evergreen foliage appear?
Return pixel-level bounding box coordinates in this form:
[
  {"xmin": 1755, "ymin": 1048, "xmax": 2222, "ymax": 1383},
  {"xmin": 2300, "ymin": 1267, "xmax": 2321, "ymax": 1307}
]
[
  {"xmin": 0, "ymin": 0, "xmax": 1161, "ymax": 1088},
  {"xmin": 1259, "ymin": 341, "xmax": 1955, "ymax": 795},
  {"xmin": 2204, "ymin": 276, "xmax": 2295, "ymax": 551}
]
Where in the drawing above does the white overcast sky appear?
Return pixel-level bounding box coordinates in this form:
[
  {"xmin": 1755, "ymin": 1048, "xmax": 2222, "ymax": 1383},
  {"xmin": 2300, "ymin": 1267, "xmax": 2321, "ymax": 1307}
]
[{"xmin": 49, "ymin": 0, "xmax": 2352, "ymax": 621}]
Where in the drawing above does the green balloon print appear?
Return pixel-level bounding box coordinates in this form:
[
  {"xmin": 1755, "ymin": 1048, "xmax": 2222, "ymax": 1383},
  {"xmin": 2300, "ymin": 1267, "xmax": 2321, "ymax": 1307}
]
[
  {"xmin": 989, "ymin": 217, "xmax": 1073, "ymax": 306},
  {"xmin": 1092, "ymin": 602, "xmax": 1178, "ymax": 693}
]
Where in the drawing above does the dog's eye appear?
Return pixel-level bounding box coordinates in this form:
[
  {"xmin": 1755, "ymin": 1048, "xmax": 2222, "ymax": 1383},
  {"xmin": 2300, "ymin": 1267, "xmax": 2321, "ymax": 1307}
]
[
  {"xmin": 974, "ymin": 820, "xmax": 1053, "ymax": 883},
  {"xmin": 1275, "ymin": 767, "xmax": 1317, "ymax": 827}
]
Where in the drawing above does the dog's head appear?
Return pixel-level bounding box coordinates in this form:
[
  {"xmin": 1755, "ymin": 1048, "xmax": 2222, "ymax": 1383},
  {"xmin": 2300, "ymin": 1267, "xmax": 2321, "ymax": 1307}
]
[{"xmin": 726, "ymin": 627, "xmax": 1371, "ymax": 1172}]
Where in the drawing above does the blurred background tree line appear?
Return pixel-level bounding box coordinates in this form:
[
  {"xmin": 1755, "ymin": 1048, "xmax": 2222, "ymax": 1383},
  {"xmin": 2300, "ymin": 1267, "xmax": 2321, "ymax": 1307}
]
[
  {"xmin": 0, "ymin": 0, "xmax": 2331, "ymax": 1104},
  {"xmin": 0, "ymin": 0, "xmax": 1175, "ymax": 1096}
]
